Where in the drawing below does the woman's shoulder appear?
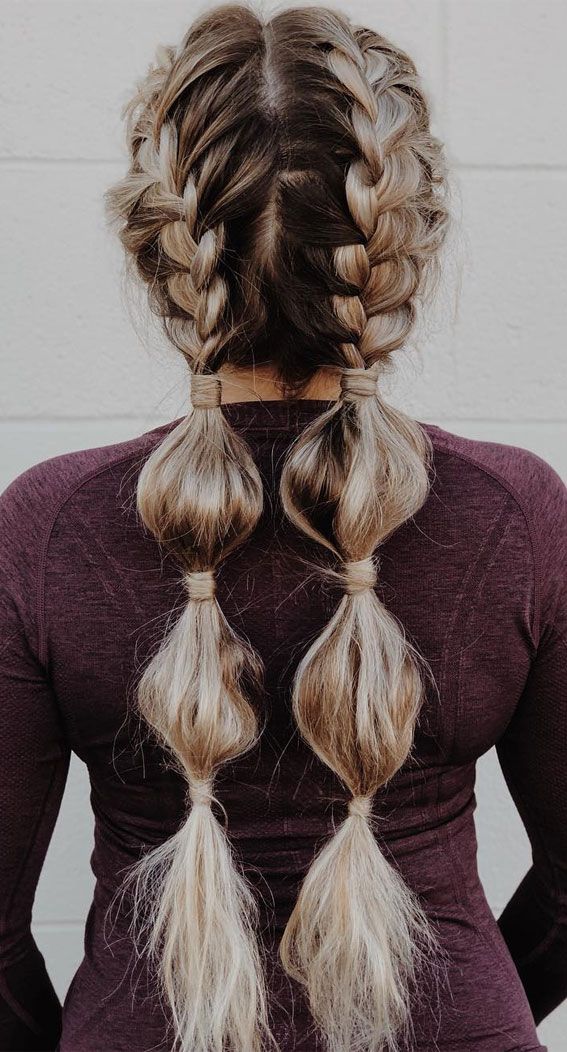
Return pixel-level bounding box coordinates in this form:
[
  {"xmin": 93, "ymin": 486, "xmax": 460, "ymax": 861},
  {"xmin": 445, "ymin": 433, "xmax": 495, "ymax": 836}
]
[
  {"xmin": 0, "ymin": 423, "xmax": 173, "ymax": 655},
  {"xmin": 0, "ymin": 422, "xmax": 174, "ymax": 593},
  {"xmin": 422, "ymin": 420, "xmax": 566, "ymax": 518},
  {"xmin": 423, "ymin": 421, "xmax": 567, "ymax": 644},
  {"xmin": 0, "ymin": 420, "xmax": 171, "ymax": 529}
]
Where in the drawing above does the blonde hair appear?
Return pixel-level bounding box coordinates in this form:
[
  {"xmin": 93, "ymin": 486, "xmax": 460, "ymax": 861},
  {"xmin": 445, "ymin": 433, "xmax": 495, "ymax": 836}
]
[{"xmin": 104, "ymin": 4, "xmax": 452, "ymax": 1051}]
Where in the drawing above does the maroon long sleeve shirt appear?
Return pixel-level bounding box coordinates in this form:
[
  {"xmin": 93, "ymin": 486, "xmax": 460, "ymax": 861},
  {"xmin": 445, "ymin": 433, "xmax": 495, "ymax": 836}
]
[{"xmin": 1, "ymin": 397, "xmax": 566, "ymax": 1051}]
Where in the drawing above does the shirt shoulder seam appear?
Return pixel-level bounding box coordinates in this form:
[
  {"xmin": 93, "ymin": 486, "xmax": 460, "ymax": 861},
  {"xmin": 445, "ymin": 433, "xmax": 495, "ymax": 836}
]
[
  {"xmin": 430, "ymin": 439, "xmax": 542, "ymax": 648},
  {"xmin": 35, "ymin": 448, "xmax": 149, "ymax": 668}
]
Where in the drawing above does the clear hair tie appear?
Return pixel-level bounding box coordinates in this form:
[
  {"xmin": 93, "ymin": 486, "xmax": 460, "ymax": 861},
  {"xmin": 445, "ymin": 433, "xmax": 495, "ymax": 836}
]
[
  {"xmin": 190, "ymin": 372, "xmax": 222, "ymax": 410},
  {"xmin": 348, "ymin": 795, "xmax": 373, "ymax": 819},
  {"xmin": 339, "ymin": 362, "xmax": 380, "ymax": 402},
  {"xmin": 185, "ymin": 569, "xmax": 216, "ymax": 601},
  {"xmin": 343, "ymin": 556, "xmax": 377, "ymax": 595}
]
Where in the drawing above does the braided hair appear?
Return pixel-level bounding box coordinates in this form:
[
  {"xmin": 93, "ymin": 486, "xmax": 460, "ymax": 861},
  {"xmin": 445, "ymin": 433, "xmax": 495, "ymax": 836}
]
[
  {"xmin": 105, "ymin": 26, "xmax": 273, "ymax": 1052},
  {"xmin": 274, "ymin": 18, "xmax": 450, "ymax": 1051},
  {"xmin": 104, "ymin": 5, "xmax": 451, "ymax": 1051}
]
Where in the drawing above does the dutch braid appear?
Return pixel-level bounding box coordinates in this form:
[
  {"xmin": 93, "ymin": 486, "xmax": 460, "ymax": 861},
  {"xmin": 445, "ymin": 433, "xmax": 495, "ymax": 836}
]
[
  {"xmin": 277, "ymin": 23, "xmax": 450, "ymax": 1052},
  {"xmin": 105, "ymin": 16, "xmax": 276, "ymax": 1052},
  {"xmin": 104, "ymin": 5, "xmax": 452, "ymax": 1051}
]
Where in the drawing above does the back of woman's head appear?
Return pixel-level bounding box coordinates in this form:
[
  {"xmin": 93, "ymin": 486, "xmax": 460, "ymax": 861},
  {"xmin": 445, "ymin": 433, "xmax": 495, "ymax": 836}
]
[{"xmin": 104, "ymin": 4, "xmax": 452, "ymax": 1051}]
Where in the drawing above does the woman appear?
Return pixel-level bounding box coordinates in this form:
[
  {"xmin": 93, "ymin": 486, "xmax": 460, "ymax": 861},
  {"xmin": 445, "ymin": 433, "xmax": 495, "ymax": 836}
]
[{"xmin": 0, "ymin": 3, "xmax": 565, "ymax": 1051}]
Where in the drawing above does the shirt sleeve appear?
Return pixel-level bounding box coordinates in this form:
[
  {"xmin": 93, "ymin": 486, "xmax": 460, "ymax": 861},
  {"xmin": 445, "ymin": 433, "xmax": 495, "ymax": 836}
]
[
  {"xmin": 0, "ymin": 470, "xmax": 71, "ymax": 1051},
  {"xmin": 496, "ymin": 454, "xmax": 567, "ymax": 1025}
]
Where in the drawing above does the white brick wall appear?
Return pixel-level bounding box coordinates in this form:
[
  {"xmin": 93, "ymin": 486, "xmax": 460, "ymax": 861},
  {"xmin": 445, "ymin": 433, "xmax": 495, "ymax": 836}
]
[{"xmin": 1, "ymin": 1, "xmax": 565, "ymax": 1047}]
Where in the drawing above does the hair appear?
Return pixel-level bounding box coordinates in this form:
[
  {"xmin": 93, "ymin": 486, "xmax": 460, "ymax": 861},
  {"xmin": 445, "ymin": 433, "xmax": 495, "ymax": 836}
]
[{"xmin": 103, "ymin": 3, "xmax": 452, "ymax": 1051}]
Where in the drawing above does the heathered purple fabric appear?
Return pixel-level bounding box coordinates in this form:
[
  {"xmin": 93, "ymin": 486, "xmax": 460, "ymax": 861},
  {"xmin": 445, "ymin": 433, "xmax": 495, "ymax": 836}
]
[{"xmin": 1, "ymin": 397, "xmax": 566, "ymax": 1052}]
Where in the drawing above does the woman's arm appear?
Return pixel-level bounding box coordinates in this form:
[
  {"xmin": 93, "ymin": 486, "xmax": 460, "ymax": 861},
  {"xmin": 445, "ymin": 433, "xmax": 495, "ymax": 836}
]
[
  {"xmin": 0, "ymin": 472, "xmax": 71, "ymax": 1051},
  {"xmin": 496, "ymin": 456, "xmax": 567, "ymax": 1025},
  {"xmin": 496, "ymin": 623, "xmax": 567, "ymax": 1024}
]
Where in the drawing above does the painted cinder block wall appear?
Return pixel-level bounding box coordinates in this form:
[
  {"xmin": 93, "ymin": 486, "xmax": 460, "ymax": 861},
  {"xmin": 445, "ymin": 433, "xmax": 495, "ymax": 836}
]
[{"xmin": 1, "ymin": 1, "xmax": 566, "ymax": 1047}]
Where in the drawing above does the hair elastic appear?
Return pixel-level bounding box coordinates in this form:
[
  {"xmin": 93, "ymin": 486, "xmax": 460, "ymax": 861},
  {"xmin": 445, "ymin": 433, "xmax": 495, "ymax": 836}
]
[
  {"xmin": 190, "ymin": 372, "xmax": 222, "ymax": 410},
  {"xmin": 342, "ymin": 556, "xmax": 378, "ymax": 595},
  {"xmin": 340, "ymin": 362, "xmax": 380, "ymax": 402},
  {"xmin": 190, "ymin": 780, "xmax": 214, "ymax": 808},
  {"xmin": 185, "ymin": 569, "xmax": 216, "ymax": 601},
  {"xmin": 348, "ymin": 795, "xmax": 373, "ymax": 819}
]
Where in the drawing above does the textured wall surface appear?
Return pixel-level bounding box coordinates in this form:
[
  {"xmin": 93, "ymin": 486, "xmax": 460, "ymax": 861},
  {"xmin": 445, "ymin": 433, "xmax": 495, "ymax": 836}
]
[{"xmin": 1, "ymin": 1, "xmax": 566, "ymax": 1047}]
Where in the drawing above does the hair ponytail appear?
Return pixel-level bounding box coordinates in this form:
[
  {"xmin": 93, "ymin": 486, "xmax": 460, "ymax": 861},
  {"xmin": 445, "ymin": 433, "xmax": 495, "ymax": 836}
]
[
  {"xmin": 104, "ymin": 4, "xmax": 451, "ymax": 1050},
  {"xmin": 278, "ymin": 378, "xmax": 442, "ymax": 1052},
  {"xmin": 103, "ymin": 18, "xmax": 279, "ymax": 1049},
  {"xmin": 273, "ymin": 22, "xmax": 451, "ymax": 1052},
  {"xmin": 122, "ymin": 379, "xmax": 273, "ymax": 1052}
]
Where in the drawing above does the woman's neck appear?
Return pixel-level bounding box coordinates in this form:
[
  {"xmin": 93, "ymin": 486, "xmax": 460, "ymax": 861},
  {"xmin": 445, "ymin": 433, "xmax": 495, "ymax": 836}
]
[{"xmin": 217, "ymin": 364, "xmax": 342, "ymax": 404}]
